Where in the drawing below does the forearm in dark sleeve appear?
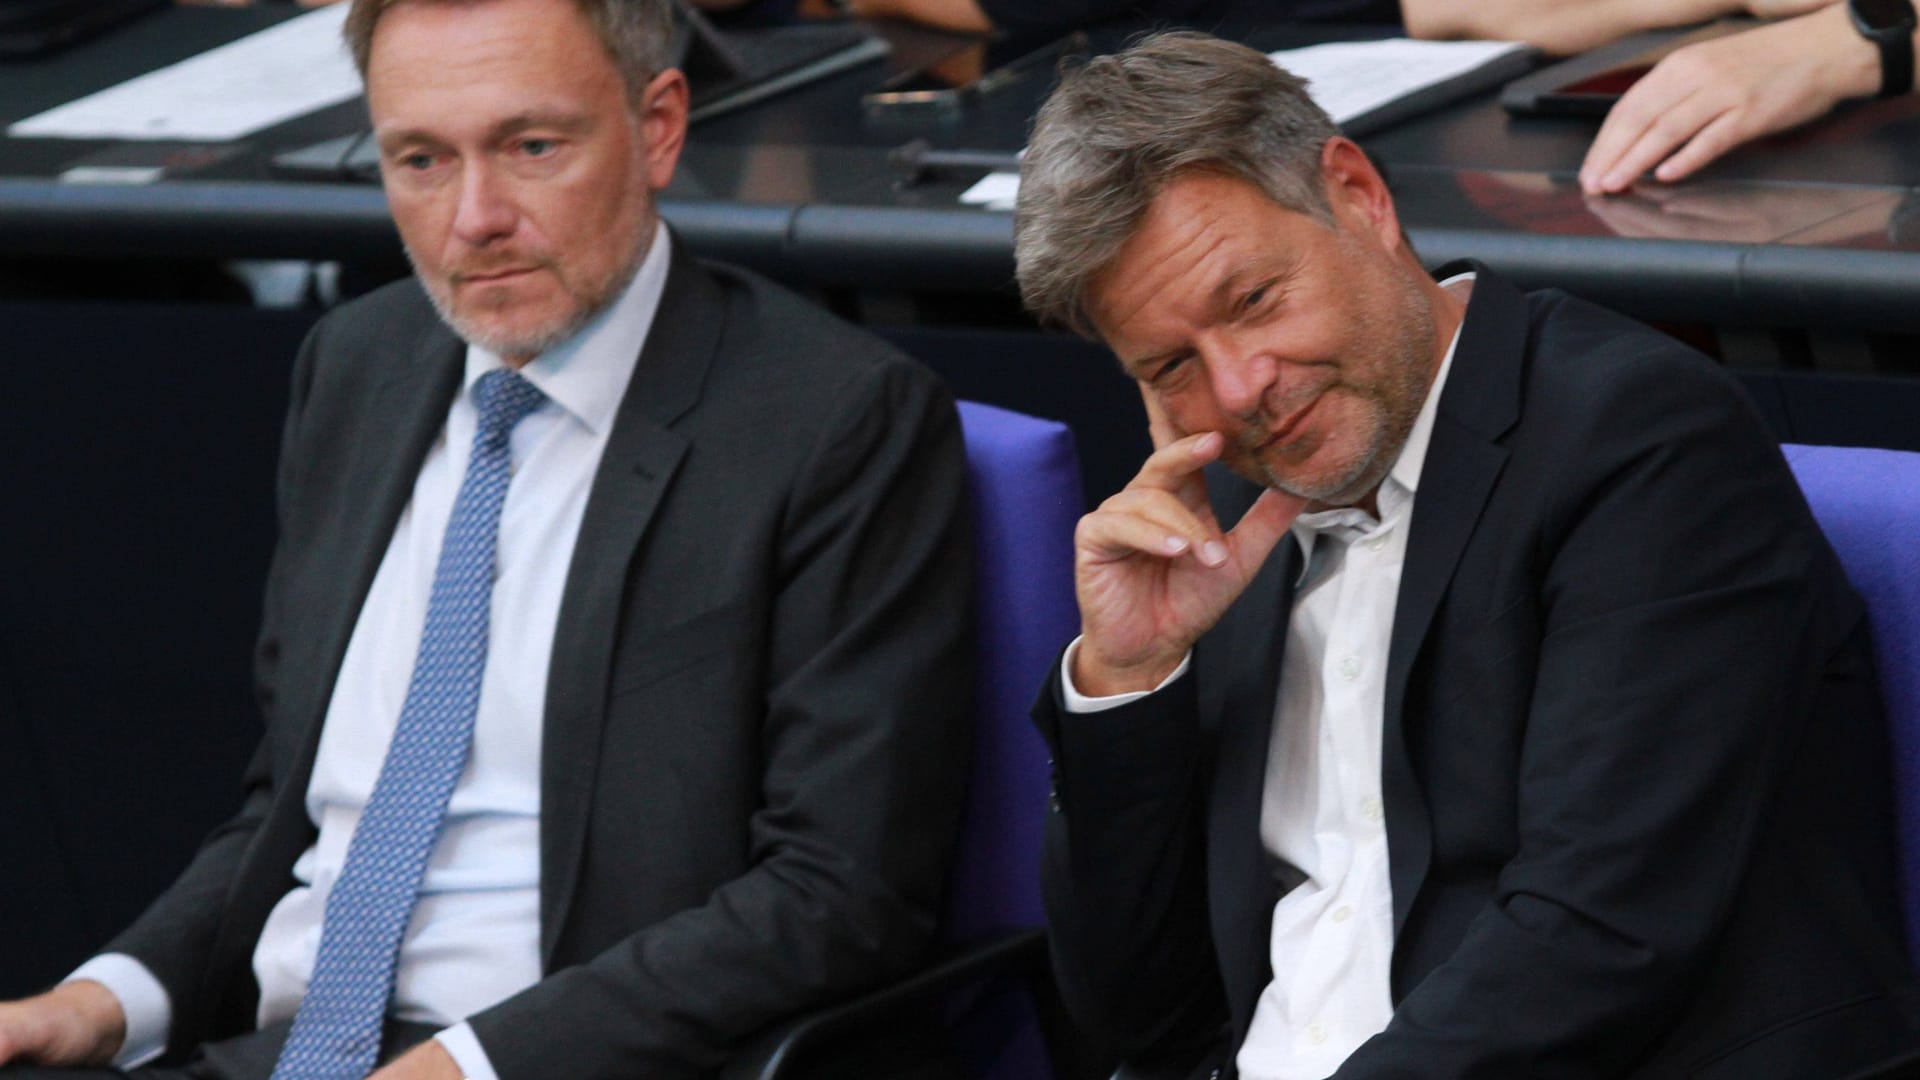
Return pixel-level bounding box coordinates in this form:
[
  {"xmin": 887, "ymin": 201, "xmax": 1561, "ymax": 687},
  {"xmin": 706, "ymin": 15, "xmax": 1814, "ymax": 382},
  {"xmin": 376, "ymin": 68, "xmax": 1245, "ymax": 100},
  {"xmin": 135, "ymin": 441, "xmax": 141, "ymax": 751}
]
[{"xmin": 1037, "ymin": 666, "xmax": 1231, "ymax": 1065}]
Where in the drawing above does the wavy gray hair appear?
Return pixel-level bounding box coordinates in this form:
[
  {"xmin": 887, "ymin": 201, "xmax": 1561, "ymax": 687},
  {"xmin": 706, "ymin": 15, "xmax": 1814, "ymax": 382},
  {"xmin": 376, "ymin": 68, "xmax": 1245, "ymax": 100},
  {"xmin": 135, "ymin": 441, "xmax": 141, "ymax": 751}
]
[{"xmin": 1014, "ymin": 32, "xmax": 1342, "ymax": 337}]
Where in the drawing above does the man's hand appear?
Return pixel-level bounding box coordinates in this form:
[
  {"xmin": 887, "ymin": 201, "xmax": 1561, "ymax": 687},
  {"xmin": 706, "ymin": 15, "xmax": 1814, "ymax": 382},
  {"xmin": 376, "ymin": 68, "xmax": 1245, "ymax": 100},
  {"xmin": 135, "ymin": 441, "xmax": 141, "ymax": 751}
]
[
  {"xmin": 0, "ymin": 981, "xmax": 128, "ymax": 1067},
  {"xmin": 370, "ymin": 1038, "xmax": 464, "ymax": 1080},
  {"xmin": 1580, "ymin": 4, "xmax": 1880, "ymax": 193},
  {"xmin": 1072, "ymin": 402, "xmax": 1304, "ymax": 697}
]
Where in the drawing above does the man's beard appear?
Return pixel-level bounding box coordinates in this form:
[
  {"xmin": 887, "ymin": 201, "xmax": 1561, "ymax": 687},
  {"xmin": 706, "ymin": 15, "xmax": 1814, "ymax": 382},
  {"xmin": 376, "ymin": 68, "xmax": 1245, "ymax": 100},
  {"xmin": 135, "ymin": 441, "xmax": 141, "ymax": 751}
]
[
  {"xmin": 412, "ymin": 231, "xmax": 650, "ymax": 361},
  {"xmin": 1243, "ymin": 268, "xmax": 1436, "ymax": 508}
]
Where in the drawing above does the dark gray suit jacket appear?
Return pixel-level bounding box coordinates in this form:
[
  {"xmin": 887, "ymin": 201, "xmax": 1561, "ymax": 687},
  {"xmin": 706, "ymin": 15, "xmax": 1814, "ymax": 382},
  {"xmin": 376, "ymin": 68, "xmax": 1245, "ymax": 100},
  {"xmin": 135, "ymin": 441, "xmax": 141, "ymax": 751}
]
[
  {"xmin": 1038, "ymin": 267, "xmax": 1918, "ymax": 1078},
  {"xmin": 104, "ymin": 244, "xmax": 975, "ymax": 1079}
]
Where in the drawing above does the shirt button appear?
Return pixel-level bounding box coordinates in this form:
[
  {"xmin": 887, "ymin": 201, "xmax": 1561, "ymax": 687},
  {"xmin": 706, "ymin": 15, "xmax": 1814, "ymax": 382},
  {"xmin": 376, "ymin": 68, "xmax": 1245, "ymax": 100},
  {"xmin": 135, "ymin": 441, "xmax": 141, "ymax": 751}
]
[
  {"xmin": 1331, "ymin": 904, "xmax": 1353, "ymax": 923},
  {"xmin": 1307, "ymin": 1022, "xmax": 1328, "ymax": 1045},
  {"xmin": 1362, "ymin": 796, "xmax": 1384, "ymax": 822},
  {"xmin": 1339, "ymin": 657, "xmax": 1361, "ymax": 681},
  {"xmin": 1365, "ymin": 535, "xmax": 1387, "ymax": 551}
]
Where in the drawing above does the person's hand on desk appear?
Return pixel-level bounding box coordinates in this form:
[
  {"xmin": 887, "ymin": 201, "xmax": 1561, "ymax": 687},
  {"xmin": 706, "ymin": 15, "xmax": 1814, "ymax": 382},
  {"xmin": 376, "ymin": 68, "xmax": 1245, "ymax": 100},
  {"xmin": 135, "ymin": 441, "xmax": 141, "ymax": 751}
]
[
  {"xmin": 1579, "ymin": 3, "xmax": 1883, "ymax": 193},
  {"xmin": 0, "ymin": 981, "xmax": 127, "ymax": 1067}
]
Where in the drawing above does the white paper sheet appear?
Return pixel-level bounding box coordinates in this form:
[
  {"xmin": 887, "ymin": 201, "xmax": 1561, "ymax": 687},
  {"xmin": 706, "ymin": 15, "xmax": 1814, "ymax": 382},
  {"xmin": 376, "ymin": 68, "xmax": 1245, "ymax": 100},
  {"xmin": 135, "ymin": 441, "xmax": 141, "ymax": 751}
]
[
  {"xmin": 956, "ymin": 37, "xmax": 1528, "ymax": 208},
  {"xmin": 959, "ymin": 171, "xmax": 1021, "ymax": 212},
  {"xmin": 1266, "ymin": 38, "xmax": 1528, "ymax": 125},
  {"xmin": 10, "ymin": 5, "xmax": 359, "ymax": 142}
]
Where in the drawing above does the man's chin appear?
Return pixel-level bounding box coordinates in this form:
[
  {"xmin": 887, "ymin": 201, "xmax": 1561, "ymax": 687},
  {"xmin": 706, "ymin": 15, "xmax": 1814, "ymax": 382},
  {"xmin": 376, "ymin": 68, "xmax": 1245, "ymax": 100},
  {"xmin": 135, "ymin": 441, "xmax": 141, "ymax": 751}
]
[
  {"xmin": 434, "ymin": 296, "xmax": 587, "ymax": 360},
  {"xmin": 1254, "ymin": 450, "xmax": 1386, "ymax": 510},
  {"xmin": 461, "ymin": 323, "xmax": 578, "ymax": 361}
]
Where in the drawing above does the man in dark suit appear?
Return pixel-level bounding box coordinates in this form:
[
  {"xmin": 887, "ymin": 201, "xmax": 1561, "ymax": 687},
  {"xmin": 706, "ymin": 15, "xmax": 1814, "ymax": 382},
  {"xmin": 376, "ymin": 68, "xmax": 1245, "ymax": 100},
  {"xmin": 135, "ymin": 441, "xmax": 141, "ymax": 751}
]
[
  {"xmin": 0, "ymin": 0, "xmax": 971, "ymax": 1077},
  {"xmin": 1013, "ymin": 32, "xmax": 1917, "ymax": 1079}
]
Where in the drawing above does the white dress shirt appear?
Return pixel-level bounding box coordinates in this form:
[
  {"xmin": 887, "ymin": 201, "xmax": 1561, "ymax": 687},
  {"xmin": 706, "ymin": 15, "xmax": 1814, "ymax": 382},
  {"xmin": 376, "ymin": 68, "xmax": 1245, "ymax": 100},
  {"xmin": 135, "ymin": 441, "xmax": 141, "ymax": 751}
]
[
  {"xmin": 1064, "ymin": 274, "xmax": 1471, "ymax": 1080},
  {"xmin": 72, "ymin": 222, "xmax": 673, "ymax": 1079}
]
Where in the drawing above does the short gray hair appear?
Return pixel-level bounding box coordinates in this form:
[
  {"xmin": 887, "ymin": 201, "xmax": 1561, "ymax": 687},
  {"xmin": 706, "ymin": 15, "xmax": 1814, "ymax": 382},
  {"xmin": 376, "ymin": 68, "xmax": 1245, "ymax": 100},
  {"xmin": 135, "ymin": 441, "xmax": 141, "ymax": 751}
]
[
  {"xmin": 345, "ymin": 0, "xmax": 675, "ymax": 96},
  {"xmin": 1015, "ymin": 32, "xmax": 1341, "ymax": 337}
]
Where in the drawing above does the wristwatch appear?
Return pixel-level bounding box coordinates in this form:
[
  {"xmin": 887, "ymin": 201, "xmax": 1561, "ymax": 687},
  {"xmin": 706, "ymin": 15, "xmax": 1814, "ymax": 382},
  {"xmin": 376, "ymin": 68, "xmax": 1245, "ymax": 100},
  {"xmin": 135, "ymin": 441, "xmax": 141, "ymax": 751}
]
[{"xmin": 1849, "ymin": 0, "xmax": 1918, "ymax": 98}]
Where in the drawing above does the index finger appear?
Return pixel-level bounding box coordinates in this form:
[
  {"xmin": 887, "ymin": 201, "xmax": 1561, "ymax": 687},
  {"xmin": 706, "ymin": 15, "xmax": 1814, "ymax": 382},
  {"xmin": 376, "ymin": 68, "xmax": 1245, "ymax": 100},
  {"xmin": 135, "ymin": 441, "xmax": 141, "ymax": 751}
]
[
  {"xmin": 1141, "ymin": 384, "xmax": 1180, "ymax": 452},
  {"xmin": 1581, "ymin": 101, "xmax": 1656, "ymax": 194}
]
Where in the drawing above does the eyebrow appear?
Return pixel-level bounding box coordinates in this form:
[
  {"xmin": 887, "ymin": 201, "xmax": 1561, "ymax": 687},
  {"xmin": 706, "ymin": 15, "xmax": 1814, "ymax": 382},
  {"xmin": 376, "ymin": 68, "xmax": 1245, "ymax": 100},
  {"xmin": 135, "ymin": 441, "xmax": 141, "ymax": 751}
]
[
  {"xmin": 1214, "ymin": 253, "xmax": 1296, "ymax": 307},
  {"xmin": 493, "ymin": 111, "xmax": 595, "ymax": 140},
  {"xmin": 1113, "ymin": 253, "xmax": 1304, "ymax": 375}
]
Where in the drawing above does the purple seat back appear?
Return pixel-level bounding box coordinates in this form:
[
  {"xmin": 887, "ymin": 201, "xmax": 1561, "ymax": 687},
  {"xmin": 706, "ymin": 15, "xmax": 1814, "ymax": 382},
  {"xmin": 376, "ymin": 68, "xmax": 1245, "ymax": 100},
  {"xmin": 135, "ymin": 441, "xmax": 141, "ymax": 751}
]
[
  {"xmin": 1785, "ymin": 443, "xmax": 1920, "ymax": 959},
  {"xmin": 947, "ymin": 401, "xmax": 1085, "ymax": 943}
]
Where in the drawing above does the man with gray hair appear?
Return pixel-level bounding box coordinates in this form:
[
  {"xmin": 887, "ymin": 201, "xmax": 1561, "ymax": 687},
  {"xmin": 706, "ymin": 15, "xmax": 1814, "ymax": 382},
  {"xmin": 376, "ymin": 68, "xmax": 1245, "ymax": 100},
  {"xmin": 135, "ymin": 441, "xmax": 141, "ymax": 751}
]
[
  {"xmin": 1026, "ymin": 32, "xmax": 1916, "ymax": 1080},
  {"xmin": 0, "ymin": 0, "xmax": 972, "ymax": 1077}
]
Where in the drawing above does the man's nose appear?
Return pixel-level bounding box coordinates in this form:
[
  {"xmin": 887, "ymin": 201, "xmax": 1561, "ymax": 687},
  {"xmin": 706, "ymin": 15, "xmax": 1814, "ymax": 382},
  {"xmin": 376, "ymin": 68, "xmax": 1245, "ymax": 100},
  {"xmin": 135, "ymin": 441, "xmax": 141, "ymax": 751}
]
[
  {"xmin": 1199, "ymin": 331, "xmax": 1277, "ymax": 417},
  {"xmin": 452, "ymin": 163, "xmax": 518, "ymax": 246}
]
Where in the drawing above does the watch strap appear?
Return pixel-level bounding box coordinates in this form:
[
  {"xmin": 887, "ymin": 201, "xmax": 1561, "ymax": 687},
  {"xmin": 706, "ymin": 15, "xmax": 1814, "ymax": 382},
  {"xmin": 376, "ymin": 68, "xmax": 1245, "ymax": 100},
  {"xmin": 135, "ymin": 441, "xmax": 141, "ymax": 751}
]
[
  {"xmin": 1853, "ymin": 0, "xmax": 1918, "ymax": 97},
  {"xmin": 1883, "ymin": 13, "xmax": 1916, "ymax": 97}
]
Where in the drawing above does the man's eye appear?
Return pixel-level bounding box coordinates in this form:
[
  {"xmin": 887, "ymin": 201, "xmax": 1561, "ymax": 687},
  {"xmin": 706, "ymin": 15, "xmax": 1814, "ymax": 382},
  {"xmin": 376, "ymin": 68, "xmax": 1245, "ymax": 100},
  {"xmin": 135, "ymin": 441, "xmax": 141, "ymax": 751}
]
[
  {"xmin": 519, "ymin": 138, "xmax": 557, "ymax": 157},
  {"xmin": 1151, "ymin": 355, "xmax": 1190, "ymax": 382},
  {"xmin": 398, "ymin": 152, "xmax": 436, "ymax": 171},
  {"xmin": 1241, "ymin": 285, "xmax": 1269, "ymax": 312}
]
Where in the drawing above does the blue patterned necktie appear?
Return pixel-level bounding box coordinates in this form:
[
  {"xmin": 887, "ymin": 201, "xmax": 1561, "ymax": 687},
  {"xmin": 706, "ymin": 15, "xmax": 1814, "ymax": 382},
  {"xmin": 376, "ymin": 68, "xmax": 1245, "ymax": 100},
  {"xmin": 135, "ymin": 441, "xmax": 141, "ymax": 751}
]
[{"xmin": 272, "ymin": 368, "xmax": 547, "ymax": 1080}]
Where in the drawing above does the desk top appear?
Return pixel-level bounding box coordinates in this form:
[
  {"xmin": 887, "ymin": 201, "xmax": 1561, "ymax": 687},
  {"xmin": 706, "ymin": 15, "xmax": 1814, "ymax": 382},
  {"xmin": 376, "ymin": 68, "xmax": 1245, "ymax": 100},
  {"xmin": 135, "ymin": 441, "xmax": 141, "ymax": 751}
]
[{"xmin": 3, "ymin": 5, "xmax": 1918, "ymax": 332}]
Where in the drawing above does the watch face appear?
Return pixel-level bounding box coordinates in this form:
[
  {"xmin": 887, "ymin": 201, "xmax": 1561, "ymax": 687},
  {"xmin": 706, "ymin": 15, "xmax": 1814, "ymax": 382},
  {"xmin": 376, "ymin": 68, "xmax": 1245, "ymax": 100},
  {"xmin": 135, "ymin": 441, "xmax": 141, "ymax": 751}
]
[{"xmin": 1854, "ymin": 0, "xmax": 1917, "ymax": 32}]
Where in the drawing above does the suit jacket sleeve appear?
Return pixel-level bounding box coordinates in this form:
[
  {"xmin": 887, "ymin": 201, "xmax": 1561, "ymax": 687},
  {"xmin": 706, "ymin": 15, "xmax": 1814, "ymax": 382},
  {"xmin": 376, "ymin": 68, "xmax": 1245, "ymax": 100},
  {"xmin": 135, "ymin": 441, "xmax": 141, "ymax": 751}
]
[
  {"xmin": 463, "ymin": 355, "xmax": 975, "ymax": 1079},
  {"xmin": 1034, "ymin": 662, "xmax": 1233, "ymax": 1068},
  {"xmin": 95, "ymin": 317, "xmax": 324, "ymax": 1021},
  {"xmin": 1334, "ymin": 346, "xmax": 1854, "ymax": 1075}
]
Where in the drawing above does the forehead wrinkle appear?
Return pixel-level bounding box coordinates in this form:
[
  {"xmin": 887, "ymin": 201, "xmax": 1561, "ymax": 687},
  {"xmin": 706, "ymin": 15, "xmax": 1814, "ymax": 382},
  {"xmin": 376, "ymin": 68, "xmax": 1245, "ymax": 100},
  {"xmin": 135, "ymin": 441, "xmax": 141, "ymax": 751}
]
[
  {"xmin": 1103, "ymin": 216, "xmax": 1231, "ymax": 361},
  {"xmin": 1105, "ymin": 224, "xmax": 1236, "ymax": 372}
]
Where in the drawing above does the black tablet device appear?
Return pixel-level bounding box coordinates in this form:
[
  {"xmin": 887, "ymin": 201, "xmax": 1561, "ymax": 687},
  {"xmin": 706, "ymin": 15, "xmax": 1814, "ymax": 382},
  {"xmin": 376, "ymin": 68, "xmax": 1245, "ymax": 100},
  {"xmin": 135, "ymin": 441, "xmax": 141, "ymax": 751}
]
[{"xmin": 1500, "ymin": 19, "xmax": 1757, "ymax": 117}]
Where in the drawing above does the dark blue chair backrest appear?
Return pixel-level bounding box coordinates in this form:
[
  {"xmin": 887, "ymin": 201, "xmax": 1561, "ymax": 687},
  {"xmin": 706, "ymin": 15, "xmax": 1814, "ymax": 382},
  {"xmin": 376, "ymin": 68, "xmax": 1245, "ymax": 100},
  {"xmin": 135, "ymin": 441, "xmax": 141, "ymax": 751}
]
[
  {"xmin": 948, "ymin": 401, "xmax": 1084, "ymax": 943},
  {"xmin": 1785, "ymin": 443, "xmax": 1920, "ymax": 961}
]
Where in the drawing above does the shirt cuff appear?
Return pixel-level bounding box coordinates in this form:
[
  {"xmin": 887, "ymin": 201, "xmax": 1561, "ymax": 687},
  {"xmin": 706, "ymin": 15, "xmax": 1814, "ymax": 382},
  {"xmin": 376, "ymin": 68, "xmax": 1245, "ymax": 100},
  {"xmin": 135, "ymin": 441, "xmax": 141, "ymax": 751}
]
[
  {"xmin": 1060, "ymin": 636, "xmax": 1191, "ymax": 713},
  {"xmin": 437, "ymin": 1023, "xmax": 501, "ymax": 1080},
  {"xmin": 65, "ymin": 954, "xmax": 170, "ymax": 1069}
]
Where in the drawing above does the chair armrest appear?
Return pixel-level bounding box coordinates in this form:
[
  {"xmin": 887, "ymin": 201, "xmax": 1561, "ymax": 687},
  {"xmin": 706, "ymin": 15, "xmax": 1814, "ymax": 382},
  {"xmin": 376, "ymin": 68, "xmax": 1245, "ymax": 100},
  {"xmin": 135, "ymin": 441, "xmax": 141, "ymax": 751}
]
[{"xmin": 721, "ymin": 928, "xmax": 1049, "ymax": 1080}]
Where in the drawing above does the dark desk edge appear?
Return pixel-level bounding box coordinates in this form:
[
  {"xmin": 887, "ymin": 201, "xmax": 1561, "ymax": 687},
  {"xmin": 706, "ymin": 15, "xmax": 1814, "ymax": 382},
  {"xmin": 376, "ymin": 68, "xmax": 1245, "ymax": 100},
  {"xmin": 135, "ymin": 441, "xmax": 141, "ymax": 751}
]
[{"xmin": 3, "ymin": 179, "xmax": 1915, "ymax": 334}]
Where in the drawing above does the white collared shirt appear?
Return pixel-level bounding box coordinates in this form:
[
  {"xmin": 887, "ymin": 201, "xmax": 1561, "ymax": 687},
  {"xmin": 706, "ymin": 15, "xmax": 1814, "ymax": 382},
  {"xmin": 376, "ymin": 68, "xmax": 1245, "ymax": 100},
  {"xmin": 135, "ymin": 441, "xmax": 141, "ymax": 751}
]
[
  {"xmin": 73, "ymin": 222, "xmax": 673, "ymax": 1080},
  {"xmin": 1065, "ymin": 273, "xmax": 1472, "ymax": 1080}
]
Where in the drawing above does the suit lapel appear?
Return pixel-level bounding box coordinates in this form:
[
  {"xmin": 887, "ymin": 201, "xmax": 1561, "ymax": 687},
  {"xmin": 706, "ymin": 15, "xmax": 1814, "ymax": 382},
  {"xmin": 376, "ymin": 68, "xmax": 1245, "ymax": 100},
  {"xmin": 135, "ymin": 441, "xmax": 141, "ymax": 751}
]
[
  {"xmin": 1382, "ymin": 266, "xmax": 1525, "ymax": 940},
  {"xmin": 1203, "ymin": 476, "xmax": 1302, "ymax": 1036},
  {"xmin": 540, "ymin": 244, "xmax": 723, "ymax": 962}
]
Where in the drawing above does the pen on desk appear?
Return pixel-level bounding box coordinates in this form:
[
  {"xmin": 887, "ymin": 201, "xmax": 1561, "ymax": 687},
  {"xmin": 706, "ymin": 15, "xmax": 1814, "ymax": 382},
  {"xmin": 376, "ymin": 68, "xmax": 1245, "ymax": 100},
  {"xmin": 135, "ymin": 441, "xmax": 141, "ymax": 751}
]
[
  {"xmin": 889, "ymin": 139, "xmax": 1022, "ymax": 183},
  {"xmin": 973, "ymin": 30, "xmax": 1088, "ymax": 97}
]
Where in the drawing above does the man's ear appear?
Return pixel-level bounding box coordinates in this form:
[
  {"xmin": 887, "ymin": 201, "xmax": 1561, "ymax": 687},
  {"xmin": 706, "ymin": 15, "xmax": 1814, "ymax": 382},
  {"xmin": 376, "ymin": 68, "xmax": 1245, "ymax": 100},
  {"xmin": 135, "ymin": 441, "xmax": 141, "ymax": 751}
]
[
  {"xmin": 1320, "ymin": 137, "xmax": 1403, "ymax": 253},
  {"xmin": 638, "ymin": 68, "xmax": 690, "ymax": 193}
]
